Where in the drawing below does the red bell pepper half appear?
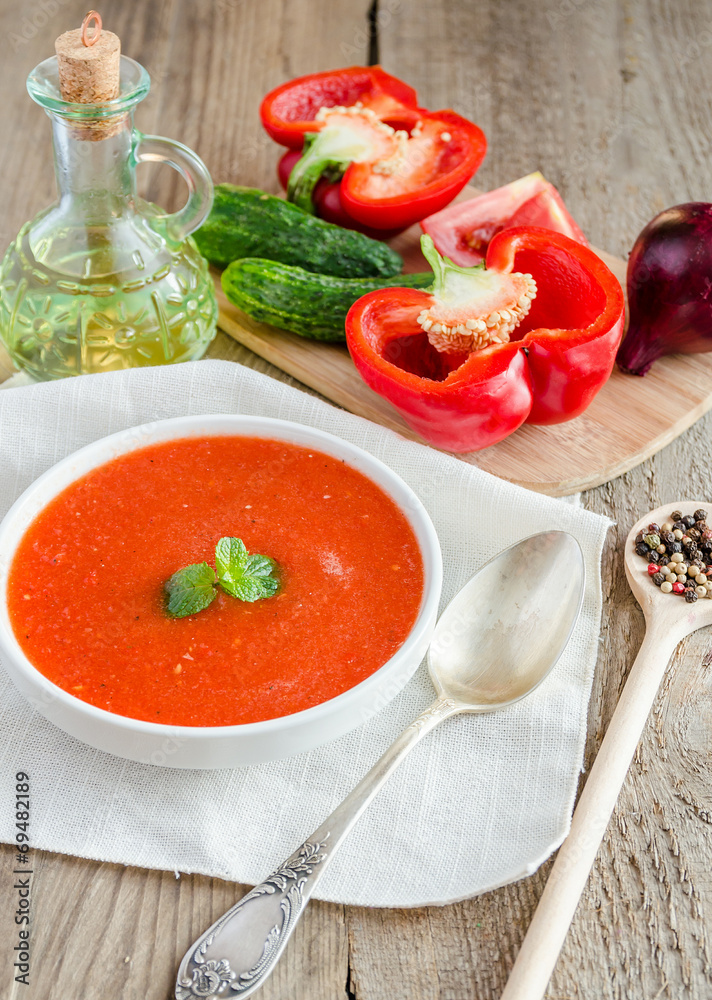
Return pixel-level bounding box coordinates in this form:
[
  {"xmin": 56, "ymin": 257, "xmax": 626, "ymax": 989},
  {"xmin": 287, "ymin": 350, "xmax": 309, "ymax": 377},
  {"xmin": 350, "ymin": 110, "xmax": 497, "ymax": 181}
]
[
  {"xmin": 261, "ymin": 66, "xmax": 487, "ymax": 231},
  {"xmin": 261, "ymin": 66, "xmax": 421, "ymax": 148},
  {"xmin": 345, "ymin": 229, "xmax": 625, "ymax": 452}
]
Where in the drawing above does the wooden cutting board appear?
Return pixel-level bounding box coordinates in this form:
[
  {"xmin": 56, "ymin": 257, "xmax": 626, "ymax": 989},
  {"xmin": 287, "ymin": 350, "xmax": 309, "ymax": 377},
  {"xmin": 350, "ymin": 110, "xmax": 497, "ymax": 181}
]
[{"xmin": 214, "ymin": 189, "xmax": 712, "ymax": 497}]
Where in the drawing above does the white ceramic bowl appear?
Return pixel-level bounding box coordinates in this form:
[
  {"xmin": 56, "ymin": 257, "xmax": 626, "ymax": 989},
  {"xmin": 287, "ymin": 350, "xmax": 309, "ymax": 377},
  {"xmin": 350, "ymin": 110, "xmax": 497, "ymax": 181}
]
[{"xmin": 0, "ymin": 415, "xmax": 442, "ymax": 768}]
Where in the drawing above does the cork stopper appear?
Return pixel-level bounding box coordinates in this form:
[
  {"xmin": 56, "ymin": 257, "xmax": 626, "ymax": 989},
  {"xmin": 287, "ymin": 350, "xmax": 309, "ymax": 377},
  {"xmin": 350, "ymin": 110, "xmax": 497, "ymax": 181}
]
[{"xmin": 55, "ymin": 12, "xmax": 120, "ymax": 104}]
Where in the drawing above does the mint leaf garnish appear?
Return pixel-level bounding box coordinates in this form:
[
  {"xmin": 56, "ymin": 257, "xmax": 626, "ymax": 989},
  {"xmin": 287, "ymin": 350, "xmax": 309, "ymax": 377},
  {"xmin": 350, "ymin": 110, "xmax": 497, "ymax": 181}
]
[
  {"xmin": 215, "ymin": 536, "xmax": 280, "ymax": 603},
  {"xmin": 165, "ymin": 562, "xmax": 217, "ymax": 618}
]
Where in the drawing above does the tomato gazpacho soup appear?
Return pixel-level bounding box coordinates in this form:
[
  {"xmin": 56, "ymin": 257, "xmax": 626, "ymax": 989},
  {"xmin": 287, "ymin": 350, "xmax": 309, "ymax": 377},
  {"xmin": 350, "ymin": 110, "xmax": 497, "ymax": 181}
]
[{"xmin": 7, "ymin": 435, "xmax": 424, "ymax": 727}]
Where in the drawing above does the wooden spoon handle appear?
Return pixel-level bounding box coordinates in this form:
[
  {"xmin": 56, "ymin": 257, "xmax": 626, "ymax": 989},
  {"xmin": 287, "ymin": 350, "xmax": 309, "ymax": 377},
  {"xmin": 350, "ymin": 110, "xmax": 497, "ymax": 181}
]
[{"xmin": 501, "ymin": 621, "xmax": 682, "ymax": 1000}]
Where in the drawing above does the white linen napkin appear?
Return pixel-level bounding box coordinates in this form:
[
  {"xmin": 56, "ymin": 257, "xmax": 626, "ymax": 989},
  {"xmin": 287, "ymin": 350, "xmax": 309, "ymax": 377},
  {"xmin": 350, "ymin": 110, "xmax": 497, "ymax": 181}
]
[{"xmin": 0, "ymin": 360, "xmax": 610, "ymax": 907}]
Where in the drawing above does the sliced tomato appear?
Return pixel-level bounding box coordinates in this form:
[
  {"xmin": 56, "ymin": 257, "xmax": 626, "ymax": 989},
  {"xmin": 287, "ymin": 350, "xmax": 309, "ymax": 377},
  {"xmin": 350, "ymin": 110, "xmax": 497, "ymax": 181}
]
[{"xmin": 421, "ymin": 172, "xmax": 588, "ymax": 266}]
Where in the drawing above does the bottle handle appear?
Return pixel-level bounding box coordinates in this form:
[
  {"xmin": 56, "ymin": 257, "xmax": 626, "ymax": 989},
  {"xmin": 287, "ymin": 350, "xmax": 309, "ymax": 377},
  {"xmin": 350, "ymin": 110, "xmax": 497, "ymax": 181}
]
[{"xmin": 134, "ymin": 131, "xmax": 213, "ymax": 244}]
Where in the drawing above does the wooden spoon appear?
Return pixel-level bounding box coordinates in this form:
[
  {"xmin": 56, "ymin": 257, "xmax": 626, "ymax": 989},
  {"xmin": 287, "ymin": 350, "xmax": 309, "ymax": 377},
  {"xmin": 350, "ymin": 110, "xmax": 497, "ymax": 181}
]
[{"xmin": 501, "ymin": 501, "xmax": 712, "ymax": 1000}]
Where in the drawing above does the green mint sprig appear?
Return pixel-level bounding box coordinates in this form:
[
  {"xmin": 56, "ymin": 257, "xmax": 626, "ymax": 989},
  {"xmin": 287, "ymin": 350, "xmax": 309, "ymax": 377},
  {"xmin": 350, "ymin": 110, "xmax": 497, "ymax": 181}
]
[
  {"xmin": 165, "ymin": 562, "xmax": 217, "ymax": 617},
  {"xmin": 215, "ymin": 537, "xmax": 280, "ymax": 602},
  {"xmin": 165, "ymin": 537, "xmax": 280, "ymax": 618}
]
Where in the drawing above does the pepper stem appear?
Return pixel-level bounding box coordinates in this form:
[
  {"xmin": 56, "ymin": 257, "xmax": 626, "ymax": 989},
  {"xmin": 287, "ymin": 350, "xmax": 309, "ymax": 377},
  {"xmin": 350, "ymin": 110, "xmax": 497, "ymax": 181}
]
[
  {"xmin": 287, "ymin": 126, "xmax": 372, "ymax": 214},
  {"xmin": 417, "ymin": 234, "xmax": 537, "ymax": 355},
  {"xmin": 420, "ymin": 235, "xmax": 486, "ymax": 300}
]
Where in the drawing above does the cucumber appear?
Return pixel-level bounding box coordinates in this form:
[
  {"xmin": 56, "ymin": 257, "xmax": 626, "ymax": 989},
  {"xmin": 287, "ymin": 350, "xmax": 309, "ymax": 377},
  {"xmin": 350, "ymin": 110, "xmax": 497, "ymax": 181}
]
[
  {"xmin": 195, "ymin": 184, "xmax": 403, "ymax": 278},
  {"xmin": 222, "ymin": 259, "xmax": 432, "ymax": 342}
]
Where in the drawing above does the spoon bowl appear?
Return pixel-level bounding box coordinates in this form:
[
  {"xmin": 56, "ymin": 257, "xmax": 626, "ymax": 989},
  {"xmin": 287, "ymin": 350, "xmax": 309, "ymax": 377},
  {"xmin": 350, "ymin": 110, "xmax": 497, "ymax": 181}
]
[
  {"xmin": 175, "ymin": 531, "xmax": 586, "ymax": 1000},
  {"xmin": 625, "ymin": 501, "xmax": 712, "ymax": 635},
  {"xmin": 430, "ymin": 531, "xmax": 585, "ymax": 708}
]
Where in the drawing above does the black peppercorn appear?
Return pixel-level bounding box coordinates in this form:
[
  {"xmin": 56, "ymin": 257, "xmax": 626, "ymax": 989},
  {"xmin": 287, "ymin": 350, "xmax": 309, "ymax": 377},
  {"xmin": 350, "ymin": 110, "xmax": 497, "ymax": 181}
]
[
  {"xmin": 696, "ymin": 520, "xmax": 707, "ymax": 533},
  {"xmin": 682, "ymin": 514, "xmax": 696, "ymax": 528},
  {"xmin": 673, "ymin": 520, "xmax": 685, "ymax": 531},
  {"xmin": 652, "ymin": 572, "xmax": 664, "ymax": 586},
  {"xmin": 648, "ymin": 522, "xmax": 661, "ymax": 535},
  {"xmin": 670, "ymin": 510, "xmax": 683, "ymax": 521},
  {"xmin": 649, "ymin": 551, "xmax": 660, "ymax": 563},
  {"xmin": 685, "ymin": 590, "xmax": 698, "ymax": 603},
  {"xmin": 694, "ymin": 509, "xmax": 707, "ymax": 521},
  {"xmin": 688, "ymin": 527, "xmax": 701, "ymax": 541},
  {"xmin": 670, "ymin": 541, "xmax": 683, "ymax": 554},
  {"xmin": 662, "ymin": 531, "xmax": 675, "ymax": 545},
  {"xmin": 635, "ymin": 542, "xmax": 650, "ymax": 557}
]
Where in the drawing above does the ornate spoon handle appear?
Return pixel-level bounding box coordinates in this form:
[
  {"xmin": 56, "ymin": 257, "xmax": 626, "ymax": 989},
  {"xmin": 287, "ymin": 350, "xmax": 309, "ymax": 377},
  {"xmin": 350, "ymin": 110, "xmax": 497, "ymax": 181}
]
[{"xmin": 175, "ymin": 696, "xmax": 459, "ymax": 999}]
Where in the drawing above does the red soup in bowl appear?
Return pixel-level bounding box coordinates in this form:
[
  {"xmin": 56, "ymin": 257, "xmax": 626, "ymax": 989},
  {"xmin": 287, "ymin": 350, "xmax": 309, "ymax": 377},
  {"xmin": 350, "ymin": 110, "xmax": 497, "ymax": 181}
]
[{"xmin": 7, "ymin": 433, "xmax": 425, "ymax": 729}]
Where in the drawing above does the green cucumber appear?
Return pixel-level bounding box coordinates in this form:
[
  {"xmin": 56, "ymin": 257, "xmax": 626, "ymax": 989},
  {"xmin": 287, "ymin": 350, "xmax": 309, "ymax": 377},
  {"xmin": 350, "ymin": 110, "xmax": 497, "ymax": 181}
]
[
  {"xmin": 222, "ymin": 259, "xmax": 432, "ymax": 342},
  {"xmin": 195, "ymin": 184, "xmax": 403, "ymax": 278}
]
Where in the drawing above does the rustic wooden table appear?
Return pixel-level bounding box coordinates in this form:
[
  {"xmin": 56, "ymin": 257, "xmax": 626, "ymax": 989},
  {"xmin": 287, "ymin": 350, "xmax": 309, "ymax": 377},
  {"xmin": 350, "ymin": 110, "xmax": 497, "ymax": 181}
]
[{"xmin": 1, "ymin": 1, "xmax": 712, "ymax": 997}]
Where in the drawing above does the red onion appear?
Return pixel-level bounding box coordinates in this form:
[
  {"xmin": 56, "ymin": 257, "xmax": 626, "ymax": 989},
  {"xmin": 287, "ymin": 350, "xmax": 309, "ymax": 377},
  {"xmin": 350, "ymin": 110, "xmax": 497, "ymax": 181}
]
[{"xmin": 616, "ymin": 203, "xmax": 712, "ymax": 375}]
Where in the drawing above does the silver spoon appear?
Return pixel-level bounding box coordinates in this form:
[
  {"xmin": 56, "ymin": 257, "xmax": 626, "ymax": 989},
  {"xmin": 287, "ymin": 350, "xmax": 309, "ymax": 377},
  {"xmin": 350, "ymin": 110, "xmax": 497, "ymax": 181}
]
[{"xmin": 175, "ymin": 530, "xmax": 585, "ymax": 1000}]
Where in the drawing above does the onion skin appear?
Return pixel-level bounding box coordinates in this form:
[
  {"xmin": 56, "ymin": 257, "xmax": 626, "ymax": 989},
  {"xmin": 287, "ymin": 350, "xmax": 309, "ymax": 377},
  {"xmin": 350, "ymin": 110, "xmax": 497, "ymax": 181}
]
[{"xmin": 616, "ymin": 203, "xmax": 712, "ymax": 376}]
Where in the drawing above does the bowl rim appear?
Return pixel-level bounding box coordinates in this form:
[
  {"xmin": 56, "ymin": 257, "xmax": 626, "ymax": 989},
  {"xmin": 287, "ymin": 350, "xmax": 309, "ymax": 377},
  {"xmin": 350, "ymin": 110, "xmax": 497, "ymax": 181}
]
[{"xmin": 0, "ymin": 413, "xmax": 443, "ymax": 740}]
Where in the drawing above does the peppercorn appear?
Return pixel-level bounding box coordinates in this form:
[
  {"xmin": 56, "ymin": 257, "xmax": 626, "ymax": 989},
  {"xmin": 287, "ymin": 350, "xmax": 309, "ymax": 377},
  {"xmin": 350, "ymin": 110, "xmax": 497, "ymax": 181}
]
[{"xmin": 633, "ymin": 511, "xmax": 712, "ymax": 600}]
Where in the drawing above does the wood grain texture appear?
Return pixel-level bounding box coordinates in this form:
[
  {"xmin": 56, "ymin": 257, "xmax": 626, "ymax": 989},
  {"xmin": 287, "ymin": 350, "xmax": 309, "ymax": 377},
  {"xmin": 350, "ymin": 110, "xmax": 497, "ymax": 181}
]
[{"xmin": 1, "ymin": 1, "xmax": 712, "ymax": 999}]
